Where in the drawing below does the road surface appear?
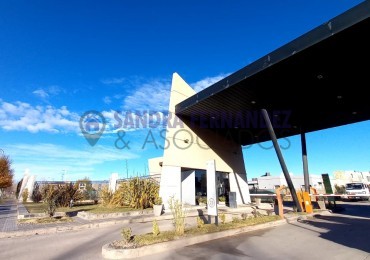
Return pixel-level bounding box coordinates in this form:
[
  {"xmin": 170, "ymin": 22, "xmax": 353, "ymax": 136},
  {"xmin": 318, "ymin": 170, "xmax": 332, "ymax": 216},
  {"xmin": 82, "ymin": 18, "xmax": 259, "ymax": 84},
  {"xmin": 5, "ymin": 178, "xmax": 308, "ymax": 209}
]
[{"xmin": 0, "ymin": 201, "xmax": 369, "ymax": 260}]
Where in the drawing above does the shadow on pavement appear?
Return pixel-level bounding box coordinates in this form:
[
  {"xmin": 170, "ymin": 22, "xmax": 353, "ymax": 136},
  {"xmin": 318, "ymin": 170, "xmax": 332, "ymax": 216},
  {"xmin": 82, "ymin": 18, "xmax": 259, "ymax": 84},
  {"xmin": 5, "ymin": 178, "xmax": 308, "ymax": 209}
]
[
  {"xmin": 65, "ymin": 208, "xmax": 93, "ymax": 217},
  {"xmin": 297, "ymin": 213, "xmax": 370, "ymax": 253},
  {"xmin": 331, "ymin": 201, "xmax": 370, "ymax": 218}
]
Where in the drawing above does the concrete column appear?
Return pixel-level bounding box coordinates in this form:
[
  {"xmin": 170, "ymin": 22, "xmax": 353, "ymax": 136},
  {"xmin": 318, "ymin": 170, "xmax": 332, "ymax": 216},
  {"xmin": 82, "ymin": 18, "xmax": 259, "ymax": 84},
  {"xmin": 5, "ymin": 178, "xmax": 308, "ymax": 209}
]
[
  {"xmin": 229, "ymin": 172, "xmax": 251, "ymax": 204},
  {"xmin": 301, "ymin": 132, "xmax": 310, "ymax": 192},
  {"xmin": 261, "ymin": 109, "xmax": 303, "ymax": 212},
  {"xmin": 159, "ymin": 165, "xmax": 182, "ymax": 209}
]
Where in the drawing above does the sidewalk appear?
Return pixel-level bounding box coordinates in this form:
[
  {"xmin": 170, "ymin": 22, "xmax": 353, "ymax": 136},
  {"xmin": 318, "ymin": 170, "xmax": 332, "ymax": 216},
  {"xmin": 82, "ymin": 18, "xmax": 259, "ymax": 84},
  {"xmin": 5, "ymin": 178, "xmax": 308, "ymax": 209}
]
[
  {"xmin": 0, "ymin": 198, "xmax": 18, "ymax": 232},
  {"xmin": 0, "ymin": 200, "xmax": 281, "ymax": 239}
]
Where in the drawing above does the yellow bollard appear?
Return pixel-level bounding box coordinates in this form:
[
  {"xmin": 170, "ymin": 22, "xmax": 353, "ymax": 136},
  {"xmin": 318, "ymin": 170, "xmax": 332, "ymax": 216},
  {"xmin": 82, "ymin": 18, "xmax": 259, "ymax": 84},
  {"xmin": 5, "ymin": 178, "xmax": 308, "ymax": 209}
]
[
  {"xmin": 302, "ymin": 191, "xmax": 313, "ymax": 213},
  {"xmin": 296, "ymin": 191, "xmax": 304, "ymax": 208}
]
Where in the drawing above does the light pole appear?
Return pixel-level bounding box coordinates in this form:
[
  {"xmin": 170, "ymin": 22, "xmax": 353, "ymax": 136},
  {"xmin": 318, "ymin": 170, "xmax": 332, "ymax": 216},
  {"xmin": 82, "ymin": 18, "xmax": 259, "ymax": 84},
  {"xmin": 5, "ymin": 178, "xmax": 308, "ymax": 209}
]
[{"xmin": 61, "ymin": 169, "xmax": 66, "ymax": 182}]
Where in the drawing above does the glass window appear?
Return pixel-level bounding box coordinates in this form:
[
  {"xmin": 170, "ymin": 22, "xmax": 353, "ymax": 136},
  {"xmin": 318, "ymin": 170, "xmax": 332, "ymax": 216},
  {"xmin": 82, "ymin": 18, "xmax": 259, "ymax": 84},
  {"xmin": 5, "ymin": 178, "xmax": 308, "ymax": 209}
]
[{"xmin": 346, "ymin": 183, "xmax": 363, "ymax": 190}]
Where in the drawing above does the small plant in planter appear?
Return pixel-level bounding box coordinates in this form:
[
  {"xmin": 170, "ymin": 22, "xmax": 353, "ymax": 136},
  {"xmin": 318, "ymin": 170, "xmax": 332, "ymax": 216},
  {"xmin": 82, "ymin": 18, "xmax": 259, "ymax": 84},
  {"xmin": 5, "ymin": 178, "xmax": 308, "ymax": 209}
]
[
  {"xmin": 153, "ymin": 196, "xmax": 163, "ymax": 216},
  {"xmin": 168, "ymin": 196, "xmax": 187, "ymax": 236},
  {"xmin": 109, "ymin": 227, "xmax": 137, "ymax": 249},
  {"xmin": 154, "ymin": 196, "xmax": 163, "ymax": 205},
  {"xmin": 196, "ymin": 216, "xmax": 205, "ymax": 229},
  {"xmin": 152, "ymin": 219, "xmax": 160, "ymax": 236},
  {"xmin": 197, "ymin": 196, "xmax": 207, "ymax": 205},
  {"xmin": 121, "ymin": 227, "xmax": 133, "ymax": 244},
  {"xmin": 220, "ymin": 213, "xmax": 226, "ymax": 224},
  {"xmin": 219, "ymin": 196, "xmax": 226, "ymax": 203}
]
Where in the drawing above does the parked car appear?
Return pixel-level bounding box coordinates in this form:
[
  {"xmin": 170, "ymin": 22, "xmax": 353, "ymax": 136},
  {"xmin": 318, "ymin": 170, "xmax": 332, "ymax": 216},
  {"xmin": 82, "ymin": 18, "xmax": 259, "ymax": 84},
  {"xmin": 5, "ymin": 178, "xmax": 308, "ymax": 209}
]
[{"xmin": 342, "ymin": 182, "xmax": 370, "ymax": 201}]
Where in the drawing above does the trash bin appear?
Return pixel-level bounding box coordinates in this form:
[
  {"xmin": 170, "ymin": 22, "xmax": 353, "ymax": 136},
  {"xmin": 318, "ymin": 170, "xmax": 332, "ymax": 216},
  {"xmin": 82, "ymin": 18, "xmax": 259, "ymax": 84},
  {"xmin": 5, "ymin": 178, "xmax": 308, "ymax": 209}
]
[{"xmin": 228, "ymin": 192, "xmax": 237, "ymax": 208}]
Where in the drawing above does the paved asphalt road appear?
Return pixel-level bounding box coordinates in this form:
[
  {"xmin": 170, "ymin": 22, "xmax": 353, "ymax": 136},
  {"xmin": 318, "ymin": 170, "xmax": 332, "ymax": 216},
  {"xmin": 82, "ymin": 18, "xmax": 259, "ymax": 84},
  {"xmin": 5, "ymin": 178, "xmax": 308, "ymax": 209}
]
[
  {"xmin": 138, "ymin": 201, "xmax": 370, "ymax": 260},
  {"xmin": 0, "ymin": 201, "xmax": 369, "ymax": 260}
]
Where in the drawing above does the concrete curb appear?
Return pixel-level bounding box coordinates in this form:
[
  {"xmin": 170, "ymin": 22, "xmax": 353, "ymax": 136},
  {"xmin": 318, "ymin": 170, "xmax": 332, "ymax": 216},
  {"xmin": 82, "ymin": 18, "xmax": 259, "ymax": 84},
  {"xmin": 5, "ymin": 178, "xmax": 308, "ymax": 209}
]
[
  {"xmin": 0, "ymin": 211, "xmax": 204, "ymax": 239},
  {"xmin": 77, "ymin": 210, "xmax": 153, "ymax": 220},
  {"xmin": 101, "ymin": 219, "xmax": 287, "ymax": 259},
  {"xmin": 0, "ymin": 221, "xmax": 115, "ymax": 239},
  {"xmin": 0, "ymin": 204, "xmax": 283, "ymax": 239},
  {"xmin": 0, "ymin": 218, "xmax": 136, "ymax": 239}
]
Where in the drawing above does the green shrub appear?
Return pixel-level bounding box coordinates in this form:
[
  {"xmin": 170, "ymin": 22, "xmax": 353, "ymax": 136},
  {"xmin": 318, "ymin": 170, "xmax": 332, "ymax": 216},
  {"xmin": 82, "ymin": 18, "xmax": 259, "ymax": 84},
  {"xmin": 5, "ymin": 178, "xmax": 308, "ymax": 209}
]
[
  {"xmin": 31, "ymin": 183, "xmax": 42, "ymax": 203},
  {"xmin": 121, "ymin": 227, "xmax": 133, "ymax": 244},
  {"xmin": 41, "ymin": 185, "xmax": 60, "ymax": 217},
  {"xmin": 154, "ymin": 196, "xmax": 162, "ymax": 205},
  {"xmin": 75, "ymin": 177, "xmax": 96, "ymax": 200},
  {"xmin": 169, "ymin": 196, "xmax": 187, "ymax": 236},
  {"xmin": 219, "ymin": 213, "xmax": 226, "ymax": 224},
  {"xmin": 110, "ymin": 178, "xmax": 159, "ymax": 209},
  {"xmin": 197, "ymin": 196, "xmax": 207, "ymax": 204},
  {"xmin": 56, "ymin": 183, "xmax": 83, "ymax": 207},
  {"xmin": 334, "ymin": 184, "xmax": 346, "ymax": 194},
  {"xmin": 40, "ymin": 184, "xmax": 82, "ymax": 216},
  {"xmin": 100, "ymin": 186, "xmax": 113, "ymax": 206},
  {"xmin": 219, "ymin": 196, "xmax": 226, "ymax": 202},
  {"xmin": 152, "ymin": 219, "xmax": 160, "ymax": 236},
  {"xmin": 22, "ymin": 188, "xmax": 29, "ymax": 203},
  {"xmin": 196, "ymin": 216, "xmax": 205, "ymax": 229}
]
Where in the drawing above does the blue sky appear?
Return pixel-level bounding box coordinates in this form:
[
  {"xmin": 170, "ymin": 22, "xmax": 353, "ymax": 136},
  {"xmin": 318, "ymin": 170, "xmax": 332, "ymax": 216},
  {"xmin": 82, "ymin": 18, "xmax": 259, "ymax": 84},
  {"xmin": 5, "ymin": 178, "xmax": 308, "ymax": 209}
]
[{"xmin": 1, "ymin": 0, "xmax": 368, "ymax": 182}]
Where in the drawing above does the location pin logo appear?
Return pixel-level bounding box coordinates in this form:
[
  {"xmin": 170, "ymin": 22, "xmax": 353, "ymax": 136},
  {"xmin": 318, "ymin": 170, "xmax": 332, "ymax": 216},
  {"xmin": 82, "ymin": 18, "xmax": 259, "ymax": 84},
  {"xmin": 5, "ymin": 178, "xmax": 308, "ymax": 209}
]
[{"xmin": 79, "ymin": 110, "xmax": 106, "ymax": 146}]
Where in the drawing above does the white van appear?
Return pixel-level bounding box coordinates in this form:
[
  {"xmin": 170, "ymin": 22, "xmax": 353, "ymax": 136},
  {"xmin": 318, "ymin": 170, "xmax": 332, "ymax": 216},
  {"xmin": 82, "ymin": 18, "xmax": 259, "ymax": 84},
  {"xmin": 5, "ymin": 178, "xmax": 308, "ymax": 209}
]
[{"xmin": 344, "ymin": 182, "xmax": 370, "ymax": 201}]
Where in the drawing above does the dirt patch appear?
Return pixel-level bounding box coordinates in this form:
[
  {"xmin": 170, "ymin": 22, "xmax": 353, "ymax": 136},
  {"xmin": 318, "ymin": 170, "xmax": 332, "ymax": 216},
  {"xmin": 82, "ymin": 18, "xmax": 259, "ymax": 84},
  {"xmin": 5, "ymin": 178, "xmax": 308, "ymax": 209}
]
[
  {"xmin": 18, "ymin": 216, "xmax": 73, "ymax": 224},
  {"xmin": 109, "ymin": 240, "xmax": 138, "ymax": 249}
]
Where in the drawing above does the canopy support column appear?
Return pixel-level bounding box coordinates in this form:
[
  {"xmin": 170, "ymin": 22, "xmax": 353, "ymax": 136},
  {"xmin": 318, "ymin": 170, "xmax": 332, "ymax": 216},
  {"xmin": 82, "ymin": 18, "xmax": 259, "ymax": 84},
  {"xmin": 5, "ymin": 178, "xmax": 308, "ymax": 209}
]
[
  {"xmin": 301, "ymin": 131, "xmax": 310, "ymax": 192},
  {"xmin": 261, "ymin": 109, "xmax": 303, "ymax": 212}
]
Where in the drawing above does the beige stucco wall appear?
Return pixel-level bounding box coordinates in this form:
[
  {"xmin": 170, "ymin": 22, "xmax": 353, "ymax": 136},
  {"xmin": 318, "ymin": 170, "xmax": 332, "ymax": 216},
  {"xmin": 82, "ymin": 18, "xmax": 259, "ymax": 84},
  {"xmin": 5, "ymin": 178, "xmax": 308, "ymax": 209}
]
[
  {"xmin": 162, "ymin": 73, "xmax": 246, "ymax": 175},
  {"xmin": 157, "ymin": 73, "xmax": 251, "ymax": 206},
  {"xmin": 148, "ymin": 157, "xmax": 163, "ymax": 176}
]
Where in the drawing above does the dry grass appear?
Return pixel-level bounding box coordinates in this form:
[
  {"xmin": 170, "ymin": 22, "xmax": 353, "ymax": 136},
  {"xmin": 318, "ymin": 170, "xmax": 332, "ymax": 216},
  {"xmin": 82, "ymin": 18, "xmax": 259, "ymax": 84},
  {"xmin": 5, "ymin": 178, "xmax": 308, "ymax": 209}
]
[{"xmin": 134, "ymin": 230, "xmax": 179, "ymax": 247}]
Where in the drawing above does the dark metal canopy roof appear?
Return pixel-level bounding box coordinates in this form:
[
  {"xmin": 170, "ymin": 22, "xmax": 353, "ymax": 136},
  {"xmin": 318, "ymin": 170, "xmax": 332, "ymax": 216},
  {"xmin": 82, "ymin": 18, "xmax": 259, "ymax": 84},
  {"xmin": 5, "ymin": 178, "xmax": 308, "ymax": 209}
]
[{"xmin": 176, "ymin": 1, "xmax": 370, "ymax": 146}]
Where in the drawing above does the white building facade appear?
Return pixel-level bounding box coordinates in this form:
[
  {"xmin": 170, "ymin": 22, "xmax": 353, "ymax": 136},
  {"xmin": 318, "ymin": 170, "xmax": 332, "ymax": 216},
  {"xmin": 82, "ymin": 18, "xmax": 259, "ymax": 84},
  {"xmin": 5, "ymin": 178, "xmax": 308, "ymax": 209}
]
[
  {"xmin": 332, "ymin": 170, "xmax": 370, "ymax": 186},
  {"xmin": 255, "ymin": 173, "xmax": 326, "ymax": 193}
]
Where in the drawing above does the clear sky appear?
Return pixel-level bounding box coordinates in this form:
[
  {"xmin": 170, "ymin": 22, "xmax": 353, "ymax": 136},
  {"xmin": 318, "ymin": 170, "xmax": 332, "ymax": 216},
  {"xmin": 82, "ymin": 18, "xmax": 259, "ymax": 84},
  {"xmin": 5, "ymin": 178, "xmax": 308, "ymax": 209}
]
[{"xmin": 1, "ymin": 0, "xmax": 368, "ymax": 182}]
